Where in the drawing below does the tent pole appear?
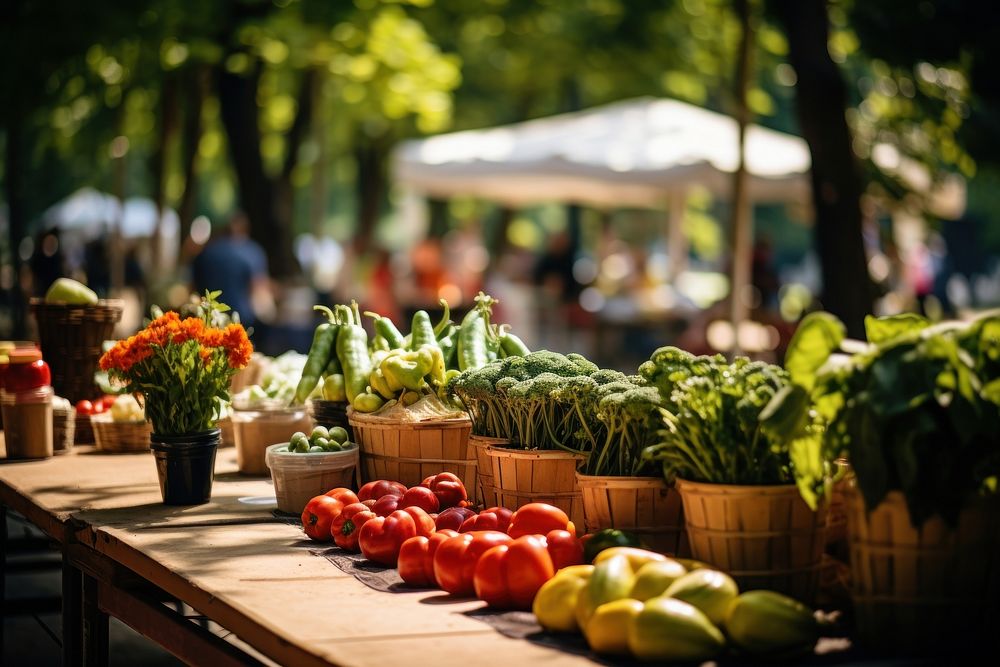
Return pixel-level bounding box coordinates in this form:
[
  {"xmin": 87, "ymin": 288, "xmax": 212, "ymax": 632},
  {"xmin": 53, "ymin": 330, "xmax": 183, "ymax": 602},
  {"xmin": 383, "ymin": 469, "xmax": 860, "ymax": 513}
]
[
  {"xmin": 728, "ymin": 0, "xmax": 754, "ymax": 356},
  {"xmin": 667, "ymin": 193, "xmax": 688, "ymax": 282}
]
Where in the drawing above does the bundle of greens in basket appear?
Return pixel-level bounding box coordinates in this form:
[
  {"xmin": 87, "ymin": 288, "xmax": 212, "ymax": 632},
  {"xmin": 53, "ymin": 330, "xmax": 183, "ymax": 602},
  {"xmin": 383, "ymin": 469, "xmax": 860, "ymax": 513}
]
[
  {"xmin": 639, "ymin": 346, "xmax": 829, "ymax": 508},
  {"xmin": 447, "ymin": 350, "xmax": 662, "ymax": 476}
]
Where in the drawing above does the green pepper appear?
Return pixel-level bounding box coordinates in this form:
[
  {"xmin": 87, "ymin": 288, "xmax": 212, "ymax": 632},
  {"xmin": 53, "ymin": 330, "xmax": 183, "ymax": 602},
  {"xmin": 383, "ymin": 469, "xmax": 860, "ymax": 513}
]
[
  {"xmin": 337, "ymin": 301, "xmax": 372, "ymax": 403},
  {"xmin": 365, "ymin": 311, "xmax": 406, "ymax": 349},
  {"xmin": 352, "ymin": 391, "xmax": 385, "ymax": 413},
  {"xmin": 437, "ymin": 323, "xmax": 458, "ymax": 370},
  {"xmin": 410, "ymin": 310, "xmax": 436, "ymax": 350},
  {"xmin": 322, "ymin": 349, "xmax": 342, "ymax": 377},
  {"xmin": 322, "ymin": 374, "xmax": 347, "ymax": 402},
  {"xmin": 382, "ymin": 347, "xmax": 434, "ymax": 391},
  {"xmin": 368, "ymin": 367, "xmax": 397, "ymax": 400},
  {"xmin": 458, "ymin": 309, "xmax": 488, "ymax": 371},
  {"xmin": 293, "ymin": 322, "xmax": 338, "ymax": 405},
  {"xmin": 400, "ymin": 390, "xmax": 421, "ymax": 406},
  {"xmin": 424, "ymin": 344, "xmax": 446, "ymax": 388},
  {"xmin": 371, "ymin": 334, "xmax": 390, "ymax": 353},
  {"xmin": 433, "ymin": 299, "xmax": 451, "ymax": 337},
  {"xmin": 583, "ymin": 529, "xmax": 644, "ymax": 563},
  {"xmin": 499, "ymin": 331, "xmax": 530, "ymax": 357}
]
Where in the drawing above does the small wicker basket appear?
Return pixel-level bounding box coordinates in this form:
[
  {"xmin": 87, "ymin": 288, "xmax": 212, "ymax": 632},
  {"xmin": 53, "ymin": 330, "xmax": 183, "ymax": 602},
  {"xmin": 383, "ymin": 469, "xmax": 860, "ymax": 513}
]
[
  {"xmin": 91, "ymin": 413, "xmax": 152, "ymax": 453},
  {"xmin": 468, "ymin": 435, "xmax": 509, "ymax": 507},
  {"xmin": 74, "ymin": 413, "xmax": 96, "ymax": 445}
]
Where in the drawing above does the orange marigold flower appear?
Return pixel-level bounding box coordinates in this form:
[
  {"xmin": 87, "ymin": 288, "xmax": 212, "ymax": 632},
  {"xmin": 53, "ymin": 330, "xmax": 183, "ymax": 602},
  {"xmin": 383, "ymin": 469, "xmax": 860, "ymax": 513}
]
[{"xmin": 223, "ymin": 323, "xmax": 253, "ymax": 369}]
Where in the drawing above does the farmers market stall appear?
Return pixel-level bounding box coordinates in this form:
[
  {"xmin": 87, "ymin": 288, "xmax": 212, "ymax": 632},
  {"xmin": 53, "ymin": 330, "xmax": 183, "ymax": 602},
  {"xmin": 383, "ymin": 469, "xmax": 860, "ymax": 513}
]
[{"xmin": 0, "ymin": 442, "xmax": 877, "ymax": 667}]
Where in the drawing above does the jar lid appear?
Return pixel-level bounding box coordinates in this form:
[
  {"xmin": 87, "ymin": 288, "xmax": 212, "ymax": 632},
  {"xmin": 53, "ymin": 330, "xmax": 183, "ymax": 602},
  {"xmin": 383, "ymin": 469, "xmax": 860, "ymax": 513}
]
[{"xmin": 8, "ymin": 348, "xmax": 42, "ymax": 364}]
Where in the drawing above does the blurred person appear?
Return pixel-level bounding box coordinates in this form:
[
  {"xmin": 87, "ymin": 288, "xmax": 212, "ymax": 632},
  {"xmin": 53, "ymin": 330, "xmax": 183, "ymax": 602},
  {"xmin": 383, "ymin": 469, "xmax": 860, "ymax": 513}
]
[
  {"xmin": 30, "ymin": 228, "xmax": 66, "ymax": 296},
  {"xmin": 191, "ymin": 211, "xmax": 272, "ymax": 328}
]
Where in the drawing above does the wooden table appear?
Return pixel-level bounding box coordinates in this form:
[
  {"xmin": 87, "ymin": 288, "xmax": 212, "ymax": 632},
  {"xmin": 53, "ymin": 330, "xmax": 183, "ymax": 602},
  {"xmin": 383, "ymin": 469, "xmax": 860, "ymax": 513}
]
[{"xmin": 1, "ymin": 445, "xmax": 592, "ymax": 667}]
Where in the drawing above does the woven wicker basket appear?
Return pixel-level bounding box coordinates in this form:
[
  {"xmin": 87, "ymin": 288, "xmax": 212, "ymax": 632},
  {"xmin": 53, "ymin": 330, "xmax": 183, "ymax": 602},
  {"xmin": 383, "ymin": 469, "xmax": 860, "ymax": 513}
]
[
  {"xmin": 846, "ymin": 485, "xmax": 1000, "ymax": 650},
  {"xmin": 487, "ymin": 447, "xmax": 585, "ymax": 532},
  {"xmin": 349, "ymin": 409, "xmax": 474, "ymax": 489},
  {"xmin": 91, "ymin": 413, "xmax": 152, "ymax": 453},
  {"xmin": 52, "ymin": 406, "xmax": 76, "ymax": 455},
  {"xmin": 676, "ymin": 478, "xmax": 828, "ymax": 604},
  {"xmin": 468, "ymin": 435, "xmax": 509, "ymax": 508},
  {"xmin": 29, "ymin": 298, "xmax": 123, "ymax": 403},
  {"xmin": 74, "ymin": 413, "xmax": 96, "ymax": 445},
  {"xmin": 577, "ymin": 473, "xmax": 689, "ymax": 556}
]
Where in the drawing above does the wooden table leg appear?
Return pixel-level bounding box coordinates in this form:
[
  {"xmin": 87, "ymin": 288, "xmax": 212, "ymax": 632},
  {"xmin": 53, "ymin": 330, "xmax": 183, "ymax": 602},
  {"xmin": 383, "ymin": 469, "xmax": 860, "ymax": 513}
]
[
  {"xmin": 82, "ymin": 574, "xmax": 108, "ymax": 667},
  {"xmin": 1, "ymin": 504, "xmax": 7, "ymax": 661},
  {"xmin": 62, "ymin": 559, "xmax": 83, "ymax": 667}
]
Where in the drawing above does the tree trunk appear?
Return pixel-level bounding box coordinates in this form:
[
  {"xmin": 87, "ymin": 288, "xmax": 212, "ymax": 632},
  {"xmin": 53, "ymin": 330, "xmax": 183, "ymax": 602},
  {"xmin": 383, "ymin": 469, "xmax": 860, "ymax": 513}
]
[
  {"xmin": 308, "ymin": 72, "xmax": 328, "ymax": 239},
  {"xmin": 427, "ymin": 199, "xmax": 450, "ymax": 238},
  {"xmin": 728, "ymin": 0, "xmax": 753, "ymax": 354},
  {"xmin": 774, "ymin": 0, "xmax": 872, "ymax": 337},
  {"xmin": 4, "ymin": 100, "xmax": 28, "ymax": 337},
  {"xmin": 177, "ymin": 66, "xmax": 208, "ymax": 256},
  {"xmin": 150, "ymin": 72, "xmax": 179, "ymax": 275},
  {"xmin": 354, "ymin": 136, "xmax": 386, "ymax": 255}
]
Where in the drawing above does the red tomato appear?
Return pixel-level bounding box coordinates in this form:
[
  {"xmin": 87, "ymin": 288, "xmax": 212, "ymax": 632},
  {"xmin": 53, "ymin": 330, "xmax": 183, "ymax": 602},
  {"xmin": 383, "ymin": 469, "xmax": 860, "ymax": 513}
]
[
  {"xmin": 358, "ymin": 480, "xmax": 407, "ymax": 502},
  {"xmin": 75, "ymin": 400, "xmax": 94, "ymax": 415},
  {"xmin": 399, "ymin": 486, "xmax": 440, "ymax": 514},
  {"xmin": 398, "ymin": 529, "xmax": 458, "ymax": 587},
  {"xmin": 435, "ymin": 507, "xmax": 476, "ymax": 532},
  {"xmin": 507, "ymin": 503, "xmax": 575, "ymax": 538},
  {"xmin": 358, "ymin": 506, "xmax": 435, "ymax": 566},
  {"xmin": 544, "ymin": 529, "xmax": 584, "ymax": 570},
  {"xmin": 91, "ymin": 400, "xmax": 106, "ymax": 414},
  {"xmin": 460, "ymin": 507, "xmax": 513, "ymax": 533},
  {"xmin": 301, "ymin": 495, "xmax": 347, "ymax": 542},
  {"xmin": 331, "ymin": 502, "xmax": 377, "ymax": 552},
  {"xmin": 100, "ymin": 394, "xmax": 117, "ymax": 409},
  {"xmin": 420, "ymin": 472, "xmax": 468, "ymax": 509},
  {"xmin": 473, "ymin": 534, "xmax": 556, "ymax": 610},
  {"xmin": 432, "ymin": 531, "xmax": 513, "ymax": 597},
  {"xmin": 325, "ymin": 487, "xmax": 360, "ymax": 506},
  {"xmin": 371, "ymin": 494, "xmax": 401, "ymax": 517}
]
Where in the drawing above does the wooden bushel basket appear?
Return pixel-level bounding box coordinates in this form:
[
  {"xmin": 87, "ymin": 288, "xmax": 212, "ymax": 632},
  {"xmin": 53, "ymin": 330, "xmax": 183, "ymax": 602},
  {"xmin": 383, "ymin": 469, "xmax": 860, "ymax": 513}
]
[
  {"xmin": 488, "ymin": 448, "xmax": 585, "ymax": 531},
  {"xmin": 676, "ymin": 478, "xmax": 828, "ymax": 604},
  {"xmin": 846, "ymin": 485, "xmax": 1000, "ymax": 650},
  {"xmin": 90, "ymin": 413, "xmax": 152, "ymax": 453},
  {"xmin": 468, "ymin": 435, "xmax": 509, "ymax": 508},
  {"xmin": 349, "ymin": 409, "xmax": 475, "ymax": 490},
  {"xmin": 577, "ymin": 473, "xmax": 689, "ymax": 556}
]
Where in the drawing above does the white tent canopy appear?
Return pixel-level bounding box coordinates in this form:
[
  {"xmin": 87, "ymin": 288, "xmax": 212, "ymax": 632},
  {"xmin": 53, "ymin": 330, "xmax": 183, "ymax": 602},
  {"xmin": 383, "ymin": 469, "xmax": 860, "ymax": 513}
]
[{"xmin": 393, "ymin": 97, "xmax": 813, "ymax": 209}]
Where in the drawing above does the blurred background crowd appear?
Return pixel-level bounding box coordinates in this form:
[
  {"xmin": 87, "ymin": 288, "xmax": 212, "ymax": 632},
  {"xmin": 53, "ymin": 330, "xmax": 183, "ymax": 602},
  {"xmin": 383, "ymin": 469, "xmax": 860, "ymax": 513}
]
[{"xmin": 2, "ymin": 0, "xmax": 998, "ymax": 370}]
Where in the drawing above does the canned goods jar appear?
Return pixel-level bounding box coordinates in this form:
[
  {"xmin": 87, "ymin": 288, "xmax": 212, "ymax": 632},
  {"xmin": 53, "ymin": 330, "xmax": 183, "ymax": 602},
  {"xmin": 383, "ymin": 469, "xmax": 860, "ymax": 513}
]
[{"xmin": 2, "ymin": 348, "xmax": 54, "ymax": 459}]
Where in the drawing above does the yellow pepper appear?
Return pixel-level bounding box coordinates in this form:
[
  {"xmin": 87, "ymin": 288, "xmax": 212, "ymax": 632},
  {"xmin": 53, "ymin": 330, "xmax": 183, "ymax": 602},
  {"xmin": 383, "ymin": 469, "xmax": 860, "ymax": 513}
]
[
  {"xmin": 584, "ymin": 599, "xmax": 643, "ymax": 655},
  {"xmin": 532, "ymin": 564, "xmax": 593, "ymax": 633}
]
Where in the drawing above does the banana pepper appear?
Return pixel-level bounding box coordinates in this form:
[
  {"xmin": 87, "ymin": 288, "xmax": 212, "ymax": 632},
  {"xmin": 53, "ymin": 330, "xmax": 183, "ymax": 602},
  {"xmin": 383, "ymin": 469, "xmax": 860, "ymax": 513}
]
[
  {"xmin": 382, "ymin": 346, "xmax": 438, "ymax": 392},
  {"xmin": 576, "ymin": 548, "xmax": 667, "ymax": 630}
]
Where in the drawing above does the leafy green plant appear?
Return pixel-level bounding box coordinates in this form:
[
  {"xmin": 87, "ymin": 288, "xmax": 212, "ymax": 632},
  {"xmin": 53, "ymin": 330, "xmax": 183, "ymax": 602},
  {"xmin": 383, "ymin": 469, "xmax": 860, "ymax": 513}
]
[
  {"xmin": 640, "ymin": 348, "xmax": 827, "ymax": 502},
  {"xmin": 766, "ymin": 310, "xmax": 1000, "ymax": 526}
]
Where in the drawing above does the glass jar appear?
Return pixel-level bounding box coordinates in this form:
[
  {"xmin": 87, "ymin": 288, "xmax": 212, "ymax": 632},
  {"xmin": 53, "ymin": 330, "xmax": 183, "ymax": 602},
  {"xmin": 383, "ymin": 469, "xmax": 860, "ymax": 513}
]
[{"xmin": 2, "ymin": 348, "xmax": 54, "ymax": 459}]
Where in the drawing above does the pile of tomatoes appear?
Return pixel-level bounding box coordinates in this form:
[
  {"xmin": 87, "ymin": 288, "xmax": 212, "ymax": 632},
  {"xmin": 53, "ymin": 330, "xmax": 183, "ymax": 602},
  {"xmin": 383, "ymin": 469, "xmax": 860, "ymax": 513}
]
[
  {"xmin": 75, "ymin": 395, "xmax": 117, "ymax": 416},
  {"xmin": 299, "ymin": 473, "xmax": 584, "ymax": 611}
]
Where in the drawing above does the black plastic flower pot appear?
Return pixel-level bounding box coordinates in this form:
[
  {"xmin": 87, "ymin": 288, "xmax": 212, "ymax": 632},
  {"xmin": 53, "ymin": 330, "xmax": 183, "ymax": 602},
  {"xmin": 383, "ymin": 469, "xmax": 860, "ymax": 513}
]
[{"xmin": 150, "ymin": 428, "xmax": 220, "ymax": 505}]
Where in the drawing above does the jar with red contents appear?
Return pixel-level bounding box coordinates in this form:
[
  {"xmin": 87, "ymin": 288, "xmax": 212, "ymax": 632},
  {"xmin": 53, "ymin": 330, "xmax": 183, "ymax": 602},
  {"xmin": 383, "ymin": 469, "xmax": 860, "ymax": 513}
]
[{"xmin": 2, "ymin": 348, "xmax": 54, "ymax": 459}]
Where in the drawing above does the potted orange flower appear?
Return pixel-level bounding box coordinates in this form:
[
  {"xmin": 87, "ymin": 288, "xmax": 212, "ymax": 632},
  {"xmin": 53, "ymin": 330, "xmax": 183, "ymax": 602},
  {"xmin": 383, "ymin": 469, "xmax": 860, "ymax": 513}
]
[{"xmin": 100, "ymin": 291, "xmax": 252, "ymax": 505}]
